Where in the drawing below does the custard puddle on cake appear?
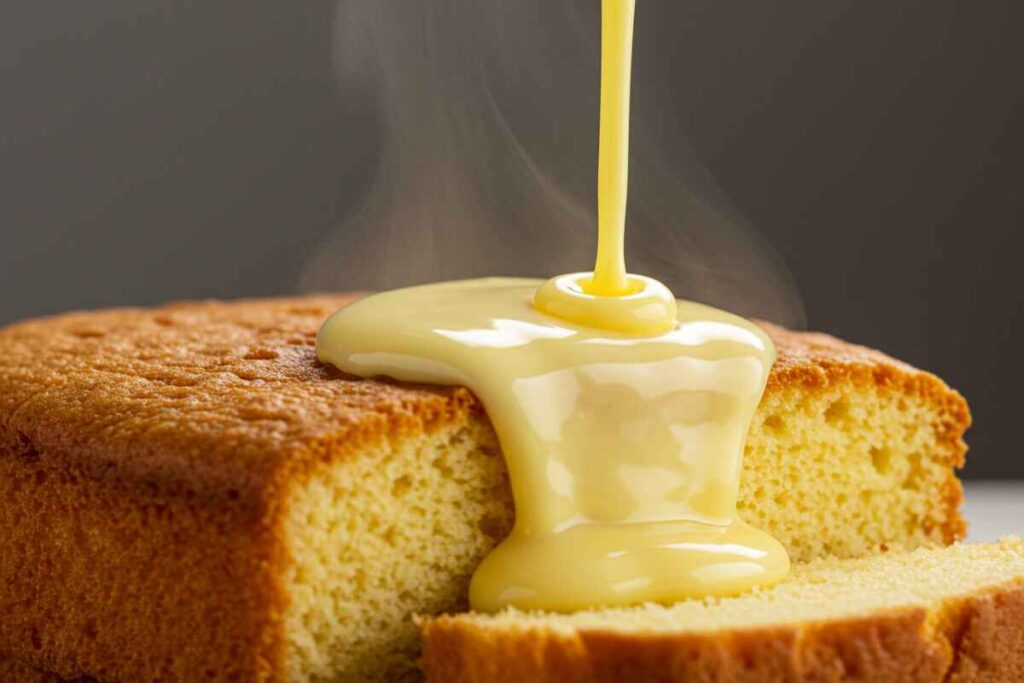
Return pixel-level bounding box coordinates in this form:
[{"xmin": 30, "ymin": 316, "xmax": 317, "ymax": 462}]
[{"xmin": 317, "ymin": 278, "xmax": 788, "ymax": 612}]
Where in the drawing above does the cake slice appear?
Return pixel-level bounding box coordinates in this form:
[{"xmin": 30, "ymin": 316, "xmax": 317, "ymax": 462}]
[
  {"xmin": 420, "ymin": 539, "xmax": 1024, "ymax": 682},
  {"xmin": 0, "ymin": 296, "xmax": 968, "ymax": 681}
]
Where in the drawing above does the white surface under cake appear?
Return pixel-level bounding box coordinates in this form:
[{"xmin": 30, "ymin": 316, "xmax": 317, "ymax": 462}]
[{"xmin": 964, "ymin": 481, "xmax": 1024, "ymax": 542}]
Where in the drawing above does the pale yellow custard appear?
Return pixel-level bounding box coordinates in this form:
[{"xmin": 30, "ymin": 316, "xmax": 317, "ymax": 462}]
[
  {"xmin": 588, "ymin": 0, "xmax": 634, "ymax": 296},
  {"xmin": 317, "ymin": 279, "xmax": 788, "ymax": 612},
  {"xmin": 316, "ymin": 0, "xmax": 790, "ymax": 612}
]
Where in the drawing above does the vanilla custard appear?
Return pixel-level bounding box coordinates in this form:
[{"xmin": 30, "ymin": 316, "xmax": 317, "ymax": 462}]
[{"xmin": 317, "ymin": 0, "xmax": 789, "ymax": 613}]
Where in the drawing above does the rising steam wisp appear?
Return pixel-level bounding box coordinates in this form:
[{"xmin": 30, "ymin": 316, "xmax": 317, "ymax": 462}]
[{"xmin": 300, "ymin": 0, "xmax": 805, "ymax": 328}]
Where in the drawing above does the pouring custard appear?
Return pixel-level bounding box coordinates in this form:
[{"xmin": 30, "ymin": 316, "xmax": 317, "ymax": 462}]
[{"xmin": 317, "ymin": 0, "xmax": 789, "ymax": 613}]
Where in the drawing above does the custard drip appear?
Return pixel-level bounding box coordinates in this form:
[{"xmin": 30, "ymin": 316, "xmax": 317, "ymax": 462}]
[{"xmin": 318, "ymin": 279, "xmax": 788, "ymax": 612}]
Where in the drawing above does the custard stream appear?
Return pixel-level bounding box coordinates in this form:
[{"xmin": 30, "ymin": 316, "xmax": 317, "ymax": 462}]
[{"xmin": 317, "ymin": 0, "xmax": 789, "ymax": 613}]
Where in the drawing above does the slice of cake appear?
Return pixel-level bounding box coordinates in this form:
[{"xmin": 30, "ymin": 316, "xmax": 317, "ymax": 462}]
[
  {"xmin": 420, "ymin": 539, "xmax": 1024, "ymax": 682},
  {"xmin": 0, "ymin": 296, "xmax": 968, "ymax": 681}
]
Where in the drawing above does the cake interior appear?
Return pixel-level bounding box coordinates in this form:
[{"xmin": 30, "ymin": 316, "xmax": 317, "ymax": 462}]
[
  {"xmin": 282, "ymin": 419, "xmax": 511, "ymax": 682},
  {"xmin": 739, "ymin": 380, "xmax": 963, "ymax": 561}
]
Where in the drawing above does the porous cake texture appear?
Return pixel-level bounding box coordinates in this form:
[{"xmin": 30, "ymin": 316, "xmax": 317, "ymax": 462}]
[
  {"xmin": 421, "ymin": 539, "xmax": 1024, "ymax": 682},
  {"xmin": 0, "ymin": 296, "xmax": 968, "ymax": 681}
]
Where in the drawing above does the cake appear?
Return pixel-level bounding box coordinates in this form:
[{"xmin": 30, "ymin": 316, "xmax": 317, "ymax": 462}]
[
  {"xmin": 0, "ymin": 296, "xmax": 969, "ymax": 681},
  {"xmin": 420, "ymin": 538, "xmax": 1024, "ymax": 682}
]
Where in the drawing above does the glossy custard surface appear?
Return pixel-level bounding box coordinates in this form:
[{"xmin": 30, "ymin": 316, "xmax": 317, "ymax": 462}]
[{"xmin": 318, "ymin": 279, "xmax": 788, "ymax": 612}]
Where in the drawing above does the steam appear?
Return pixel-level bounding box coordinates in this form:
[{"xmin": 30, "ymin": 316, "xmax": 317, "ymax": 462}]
[{"xmin": 300, "ymin": 0, "xmax": 805, "ymax": 328}]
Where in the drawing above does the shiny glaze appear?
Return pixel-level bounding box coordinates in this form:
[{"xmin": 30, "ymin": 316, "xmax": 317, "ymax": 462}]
[{"xmin": 318, "ymin": 279, "xmax": 789, "ymax": 612}]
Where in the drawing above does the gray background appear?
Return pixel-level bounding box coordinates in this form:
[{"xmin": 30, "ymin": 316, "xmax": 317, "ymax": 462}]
[{"xmin": 1, "ymin": 1, "xmax": 1021, "ymax": 477}]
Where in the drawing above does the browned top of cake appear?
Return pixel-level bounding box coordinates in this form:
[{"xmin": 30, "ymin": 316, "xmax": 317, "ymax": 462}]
[{"xmin": 0, "ymin": 296, "xmax": 968, "ymax": 503}]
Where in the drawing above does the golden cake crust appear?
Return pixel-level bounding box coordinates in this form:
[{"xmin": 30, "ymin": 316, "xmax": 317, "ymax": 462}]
[
  {"xmin": 0, "ymin": 296, "xmax": 969, "ymax": 681},
  {"xmin": 0, "ymin": 295, "xmax": 480, "ymax": 499},
  {"xmin": 0, "ymin": 656, "xmax": 68, "ymax": 682},
  {"xmin": 419, "ymin": 581, "xmax": 1024, "ymax": 682}
]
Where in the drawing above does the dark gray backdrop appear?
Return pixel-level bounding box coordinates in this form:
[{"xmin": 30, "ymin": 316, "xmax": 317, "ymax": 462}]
[{"xmin": 1, "ymin": 1, "xmax": 1021, "ymax": 477}]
